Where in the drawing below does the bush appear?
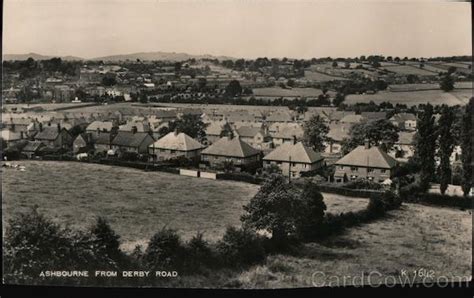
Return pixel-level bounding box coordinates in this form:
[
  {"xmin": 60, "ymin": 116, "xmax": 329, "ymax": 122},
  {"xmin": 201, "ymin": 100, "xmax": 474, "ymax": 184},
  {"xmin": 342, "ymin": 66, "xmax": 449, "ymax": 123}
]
[
  {"xmin": 144, "ymin": 228, "xmax": 187, "ymax": 271},
  {"xmin": 295, "ymin": 181, "xmax": 327, "ymax": 240},
  {"xmin": 182, "ymin": 232, "xmax": 216, "ymax": 272},
  {"xmin": 216, "ymin": 227, "xmax": 265, "ymax": 267},
  {"xmin": 88, "ymin": 217, "xmax": 126, "ymax": 269}
]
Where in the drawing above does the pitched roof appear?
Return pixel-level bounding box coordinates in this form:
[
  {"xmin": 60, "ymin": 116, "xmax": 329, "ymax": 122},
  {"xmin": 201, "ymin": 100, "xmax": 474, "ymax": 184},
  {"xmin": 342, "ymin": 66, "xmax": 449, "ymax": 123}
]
[
  {"xmin": 263, "ymin": 142, "xmax": 323, "ymax": 164},
  {"xmin": 22, "ymin": 141, "xmax": 46, "ymax": 152},
  {"xmin": 340, "ymin": 114, "xmax": 364, "ymax": 124},
  {"xmin": 201, "ymin": 136, "xmax": 261, "ymax": 158},
  {"xmin": 95, "ymin": 132, "xmax": 112, "ymax": 145},
  {"xmin": 111, "ymin": 131, "xmax": 153, "ymax": 147},
  {"xmin": 335, "ymin": 145, "xmax": 398, "ymax": 169},
  {"xmin": 119, "ymin": 121, "xmax": 150, "ymax": 132},
  {"xmin": 327, "ymin": 123, "xmax": 350, "ymax": 142},
  {"xmin": 271, "ymin": 125, "xmax": 304, "ymax": 139},
  {"xmin": 205, "ymin": 121, "xmax": 226, "ymax": 136},
  {"xmin": 390, "ymin": 113, "xmax": 417, "ymax": 122},
  {"xmin": 361, "ymin": 112, "xmax": 387, "ymax": 121},
  {"xmin": 86, "ymin": 121, "xmax": 114, "ymax": 131},
  {"xmin": 266, "ymin": 111, "xmax": 294, "ymax": 122},
  {"xmin": 236, "ymin": 126, "xmax": 264, "ymax": 138},
  {"xmin": 150, "ymin": 132, "xmax": 204, "ymax": 151},
  {"xmin": 34, "ymin": 127, "xmax": 66, "ymax": 141}
]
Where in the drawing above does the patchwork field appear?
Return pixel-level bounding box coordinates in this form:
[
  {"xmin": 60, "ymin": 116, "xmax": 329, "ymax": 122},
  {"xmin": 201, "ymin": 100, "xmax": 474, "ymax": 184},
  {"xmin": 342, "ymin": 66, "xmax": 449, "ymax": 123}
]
[
  {"xmin": 2, "ymin": 160, "xmax": 364, "ymax": 251},
  {"xmin": 345, "ymin": 89, "xmax": 472, "ymax": 106}
]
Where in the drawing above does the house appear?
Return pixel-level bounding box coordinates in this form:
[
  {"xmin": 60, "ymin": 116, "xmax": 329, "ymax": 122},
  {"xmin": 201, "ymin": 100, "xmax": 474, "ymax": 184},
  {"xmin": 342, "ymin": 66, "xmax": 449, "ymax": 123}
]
[
  {"xmin": 21, "ymin": 141, "xmax": 47, "ymax": 159},
  {"xmin": 360, "ymin": 112, "xmax": 387, "ymax": 122},
  {"xmin": 263, "ymin": 141, "xmax": 325, "ymax": 178},
  {"xmin": 334, "ymin": 142, "xmax": 398, "ymax": 183},
  {"xmin": 325, "ymin": 123, "xmax": 350, "ymax": 154},
  {"xmin": 270, "ymin": 124, "xmax": 304, "ymax": 147},
  {"xmin": 328, "ymin": 111, "xmax": 355, "ymax": 124},
  {"xmin": 110, "ymin": 131, "xmax": 155, "ymax": 154},
  {"xmin": 73, "ymin": 133, "xmax": 94, "ymax": 154},
  {"xmin": 119, "ymin": 121, "xmax": 151, "ymax": 133},
  {"xmin": 235, "ymin": 126, "xmax": 272, "ymax": 150},
  {"xmin": 205, "ymin": 121, "xmax": 227, "ymax": 145},
  {"xmin": 340, "ymin": 114, "xmax": 364, "ymax": 125},
  {"xmin": 149, "ymin": 131, "xmax": 205, "ymax": 161},
  {"xmin": 200, "ymin": 136, "xmax": 262, "ymax": 172},
  {"xmin": 1, "ymin": 129, "xmax": 24, "ymax": 145},
  {"xmin": 94, "ymin": 132, "xmax": 114, "ymax": 153},
  {"xmin": 266, "ymin": 110, "xmax": 294, "ymax": 123},
  {"xmin": 390, "ymin": 131, "xmax": 416, "ymax": 160},
  {"xmin": 389, "ymin": 113, "xmax": 417, "ymax": 131},
  {"xmin": 33, "ymin": 124, "xmax": 73, "ymax": 149},
  {"xmin": 86, "ymin": 121, "xmax": 115, "ymax": 139}
]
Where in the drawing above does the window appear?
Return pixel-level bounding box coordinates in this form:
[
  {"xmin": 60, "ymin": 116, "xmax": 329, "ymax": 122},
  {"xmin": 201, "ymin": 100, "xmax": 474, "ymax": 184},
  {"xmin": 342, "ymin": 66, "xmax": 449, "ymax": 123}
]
[
  {"xmin": 368, "ymin": 168, "xmax": 374, "ymax": 173},
  {"xmin": 381, "ymin": 169, "xmax": 386, "ymax": 173},
  {"xmin": 339, "ymin": 166, "xmax": 344, "ymax": 170},
  {"xmin": 351, "ymin": 167, "xmax": 358, "ymax": 172}
]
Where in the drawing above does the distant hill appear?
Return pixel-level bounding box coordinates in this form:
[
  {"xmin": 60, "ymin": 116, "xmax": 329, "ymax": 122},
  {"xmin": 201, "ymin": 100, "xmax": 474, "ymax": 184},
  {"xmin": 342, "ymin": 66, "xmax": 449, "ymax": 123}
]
[
  {"xmin": 92, "ymin": 51, "xmax": 236, "ymax": 62},
  {"xmin": 3, "ymin": 51, "xmax": 235, "ymax": 62},
  {"xmin": 3, "ymin": 53, "xmax": 84, "ymax": 61}
]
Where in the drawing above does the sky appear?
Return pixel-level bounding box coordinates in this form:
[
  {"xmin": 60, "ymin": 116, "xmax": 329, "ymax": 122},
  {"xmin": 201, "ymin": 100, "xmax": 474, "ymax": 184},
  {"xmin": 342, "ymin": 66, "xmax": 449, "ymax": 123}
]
[{"xmin": 3, "ymin": 0, "xmax": 472, "ymax": 59}]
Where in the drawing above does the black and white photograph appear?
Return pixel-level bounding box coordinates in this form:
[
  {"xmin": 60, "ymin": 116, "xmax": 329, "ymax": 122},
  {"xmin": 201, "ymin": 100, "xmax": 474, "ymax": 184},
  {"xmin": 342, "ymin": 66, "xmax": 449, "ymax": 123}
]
[{"xmin": 1, "ymin": 0, "xmax": 472, "ymax": 292}]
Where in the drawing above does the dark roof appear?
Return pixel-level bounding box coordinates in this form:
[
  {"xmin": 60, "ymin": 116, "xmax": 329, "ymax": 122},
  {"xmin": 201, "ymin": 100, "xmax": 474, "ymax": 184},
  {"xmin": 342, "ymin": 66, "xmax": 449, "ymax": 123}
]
[
  {"xmin": 34, "ymin": 127, "xmax": 67, "ymax": 141},
  {"xmin": 111, "ymin": 131, "xmax": 154, "ymax": 148},
  {"xmin": 95, "ymin": 132, "xmax": 112, "ymax": 145},
  {"xmin": 201, "ymin": 136, "xmax": 261, "ymax": 158},
  {"xmin": 22, "ymin": 141, "xmax": 46, "ymax": 152}
]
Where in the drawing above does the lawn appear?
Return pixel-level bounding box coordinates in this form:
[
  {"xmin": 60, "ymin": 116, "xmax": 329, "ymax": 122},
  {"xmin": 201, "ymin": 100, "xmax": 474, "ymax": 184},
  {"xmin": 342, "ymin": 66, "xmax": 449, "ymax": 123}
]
[
  {"xmin": 236, "ymin": 203, "xmax": 472, "ymax": 288},
  {"xmin": 345, "ymin": 89, "xmax": 472, "ymax": 106},
  {"xmin": 1, "ymin": 160, "xmax": 364, "ymax": 252}
]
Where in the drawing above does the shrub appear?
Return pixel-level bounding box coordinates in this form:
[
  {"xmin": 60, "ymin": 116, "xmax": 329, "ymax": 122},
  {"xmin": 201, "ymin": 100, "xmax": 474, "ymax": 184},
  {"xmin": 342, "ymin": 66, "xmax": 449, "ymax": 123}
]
[
  {"xmin": 295, "ymin": 180, "xmax": 327, "ymax": 240},
  {"xmin": 216, "ymin": 227, "xmax": 265, "ymax": 267},
  {"xmin": 183, "ymin": 232, "xmax": 216, "ymax": 272},
  {"xmin": 88, "ymin": 217, "xmax": 125, "ymax": 269},
  {"xmin": 143, "ymin": 228, "xmax": 187, "ymax": 271}
]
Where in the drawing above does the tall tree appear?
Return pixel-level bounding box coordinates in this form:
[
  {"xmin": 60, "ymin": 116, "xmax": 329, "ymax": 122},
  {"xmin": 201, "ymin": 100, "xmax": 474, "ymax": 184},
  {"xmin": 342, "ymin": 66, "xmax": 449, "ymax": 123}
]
[
  {"xmin": 168, "ymin": 114, "xmax": 208, "ymax": 143},
  {"xmin": 342, "ymin": 119, "xmax": 399, "ymax": 154},
  {"xmin": 460, "ymin": 98, "xmax": 473, "ymax": 196},
  {"xmin": 440, "ymin": 75, "xmax": 455, "ymax": 92},
  {"xmin": 303, "ymin": 115, "xmax": 329, "ymax": 152},
  {"xmin": 415, "ymin": 104, "xmax": 437, "ymax": 191},
  {"xmin": 225, "ymin": 80, "xmax": 242, "ymax": 97},
  {"xmin": 437, "ymin": 106, "xmax": 456, "ymax": 194}
]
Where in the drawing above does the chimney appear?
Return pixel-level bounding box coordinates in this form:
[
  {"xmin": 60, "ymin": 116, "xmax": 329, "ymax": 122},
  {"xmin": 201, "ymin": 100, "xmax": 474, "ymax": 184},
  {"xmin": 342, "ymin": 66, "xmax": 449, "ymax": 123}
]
[
  {"xmin": 173, "ymin": 129, "xmax": 179, "ymax": 136},
  {"xmin": 20, "ymin": 131, "xmax": 24, "ymax": 139},
  {"xmin": 293, "ymin": 135, "xmax": 297, "ymax": 145},
  {"xmin": 39, "ymin": 123, "xmax": 43, "ymax": 132},
  {"xmin": 364, "ymin": 139, "xmax": 370, "ymax": 149},
  {"xmin": 132, "ymin": 126, "xmax": 138, "ymax": 134},
  {"xmin": 57, "ymin": 123, "xmax": 61, "ymax": 133}
]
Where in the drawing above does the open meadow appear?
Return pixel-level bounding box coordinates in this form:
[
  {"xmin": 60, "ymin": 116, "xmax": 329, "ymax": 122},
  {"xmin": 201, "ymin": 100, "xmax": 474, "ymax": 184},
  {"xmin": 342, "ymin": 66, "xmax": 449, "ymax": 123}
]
[
  {"xmin": 237, "ymin": 203, "xmax": 472, "ymax": 288},
  {"xmin": 2, "ymin": 160, "xmax": 364, "ymax": 251}
]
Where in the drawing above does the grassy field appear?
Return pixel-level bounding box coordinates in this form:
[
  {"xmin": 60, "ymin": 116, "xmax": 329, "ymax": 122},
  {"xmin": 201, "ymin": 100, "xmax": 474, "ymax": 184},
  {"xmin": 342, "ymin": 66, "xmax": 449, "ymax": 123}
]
[
  {"xmin": 2, "ymin": 160, "xmax": 363, "ymax": 251},
  {"xmin": 345, "ymin": 89, "xmax": 472, "ymax": 106},
  {"xmin": 304, "ymin": 70, "xmax": 347, "ymax": 81},
  {"xmin": 382, "ymin": 65, "xmax": 437, "ymax": 76},
  {"xmin": 236, "ymin": 203, "xmax": 472, "ymax": 288}
]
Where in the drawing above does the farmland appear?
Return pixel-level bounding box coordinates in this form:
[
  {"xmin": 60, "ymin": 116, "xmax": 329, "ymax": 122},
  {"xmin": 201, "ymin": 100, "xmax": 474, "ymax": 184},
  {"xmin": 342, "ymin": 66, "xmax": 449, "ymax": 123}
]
[
  {"xmin": 2, "ymin": 160, "xmax": 365, "ymax": 251},
  {"xmin": 345, "ymin": 88, "xmax": 472, "ymax": 106}
]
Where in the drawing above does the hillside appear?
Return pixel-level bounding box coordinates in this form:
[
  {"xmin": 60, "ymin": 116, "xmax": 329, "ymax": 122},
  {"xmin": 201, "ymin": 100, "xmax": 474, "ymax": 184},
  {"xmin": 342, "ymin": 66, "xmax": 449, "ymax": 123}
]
[
  {"xmin": 92, "ymin": 51, "xmax": 235, "ymax": 62},
  {"xmin": 2, "ymin": 53, "xmax": 84, "ymax": 61}
]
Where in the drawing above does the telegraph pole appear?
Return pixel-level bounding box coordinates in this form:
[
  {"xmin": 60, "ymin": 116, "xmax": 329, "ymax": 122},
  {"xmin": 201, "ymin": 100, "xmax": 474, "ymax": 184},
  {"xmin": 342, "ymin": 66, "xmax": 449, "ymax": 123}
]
[{"xmin": 288, "ymin": 155, "xmax": 292, "ymax": 183}]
